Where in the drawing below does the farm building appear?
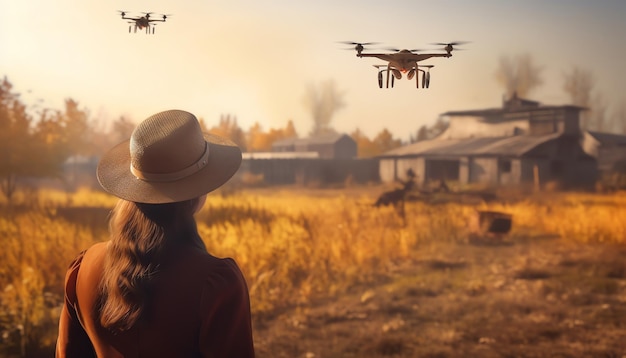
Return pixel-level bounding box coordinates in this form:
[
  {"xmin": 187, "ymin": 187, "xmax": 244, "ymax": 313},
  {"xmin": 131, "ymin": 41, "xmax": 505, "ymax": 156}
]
[
  {"xmin": 582, "ymin": 131, "xmax": 626, "ymax": 173},
  {"xmin": 241, "ymin": 133, "xmax": 376, "ymax": 185},
  {"xmin": 272, "ymin": 133, "xmax": 357, "ymax": 159},
  {"xmin": 379, "ymin": 94, "xmax": 599, "ymax": 189}
]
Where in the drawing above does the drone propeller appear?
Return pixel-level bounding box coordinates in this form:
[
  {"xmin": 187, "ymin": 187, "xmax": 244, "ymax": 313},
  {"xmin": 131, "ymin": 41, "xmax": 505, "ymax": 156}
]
[
  {"xmin": 431, "ymin": 41, "xmax": 470, "ymax": 52},
  {"xmin": 161, "ymin": 13, "xmax": 172, "ymax": 20},
  {"xmin": 338, "ymin": 41, "xmax": 377, "ymax": 53},
  {"xmin": 339, "ymin": 41, "xmax": 377, "ymax": 46},
  {"xmin": 142, "ymin": 12, "xmax": 153, "ymax": 18},
  {"xmin": 117, "ymin": 10, "xmax": 128, "ymax": 16}
]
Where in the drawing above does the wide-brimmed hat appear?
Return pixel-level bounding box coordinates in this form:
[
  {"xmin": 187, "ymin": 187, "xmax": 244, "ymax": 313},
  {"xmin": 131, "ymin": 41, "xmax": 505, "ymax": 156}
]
[{"xmin": 97, "ymin": 109, "xmax": 242, "ymax": 204}]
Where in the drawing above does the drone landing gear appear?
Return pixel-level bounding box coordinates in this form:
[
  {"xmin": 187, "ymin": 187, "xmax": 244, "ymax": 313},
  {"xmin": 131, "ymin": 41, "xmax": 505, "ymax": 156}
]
[
  {"xmin": 377, "ymin": 68, "xmax": 396, "ymax": 89},
  {"xmin": 416, "ymin": 67, "xmax": 432, "ymax": 89},
  {"xmin": 419, "ymin": 72, "xmax": 431, "ymax": 88}
]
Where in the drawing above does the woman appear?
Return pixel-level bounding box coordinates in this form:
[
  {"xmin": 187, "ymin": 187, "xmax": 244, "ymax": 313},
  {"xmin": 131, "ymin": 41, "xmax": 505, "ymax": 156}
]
[{"xmin": 56, "ymin": 109, "xmax": 255, "ymax": 357}]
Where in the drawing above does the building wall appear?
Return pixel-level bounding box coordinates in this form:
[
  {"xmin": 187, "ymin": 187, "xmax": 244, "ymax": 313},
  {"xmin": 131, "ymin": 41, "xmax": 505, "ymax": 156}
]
[
  {"xmin": 469, "ymin": 157, "xmax": 498, "ymax": 184},
  {"xmin": 459, "ymin": 157, "xmax": 470, "ymax": 184},
  {"xmin": 379, "ymin": 157, "xmax": 425, "ymax": 184},
  {"xmin": 496, "ymin": 158, "xmax": 521, "ymax": 185},
  {"xmin": 597, "ymin": 146, "xmax": 626, "ymax": 172},
  {"xmin": 520, "ymin": 158, "xmax": 550, "ymax": 184},
  {"xmin": 563, "ymin": 108, "xmax": 582, "ymax": 136},
  {"xmin": 333, "ymin": 136, "xmax": 358, "ymax": 159},
  {"xmin": 379, "ymin": 158, "xmax": 397, "ymax": 183}
]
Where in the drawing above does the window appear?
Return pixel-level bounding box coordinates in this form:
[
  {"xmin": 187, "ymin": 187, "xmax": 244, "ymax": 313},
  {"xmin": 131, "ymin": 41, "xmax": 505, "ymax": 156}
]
[{"xmin": 499, "ymin": 159, "xmax": 512, "ymax": 173}]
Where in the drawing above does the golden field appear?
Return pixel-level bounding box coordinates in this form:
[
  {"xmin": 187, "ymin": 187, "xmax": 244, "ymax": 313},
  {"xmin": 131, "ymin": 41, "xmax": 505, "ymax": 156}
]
[{"xmin": 1, "ymin": 186, "xmax": 625, "ymax": 357}]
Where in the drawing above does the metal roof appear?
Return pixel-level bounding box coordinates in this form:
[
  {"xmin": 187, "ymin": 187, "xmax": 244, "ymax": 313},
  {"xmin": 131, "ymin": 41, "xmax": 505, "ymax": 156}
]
[
  {"xmin": 272, "ymin": 133, "xmax": 351, "ymax": 147},
  {"xmin": 381, "ymin": 133, "xmax": 562, "ymax": 158},
  {"xmin": 242, "ymin": 151, "xmax": 319, "ymax": 159},
  {"xmin": 587, "ymin": 131, "xmax": 626, "ymax": 146},
  {"xmin": 441, "ymin": 104, "xmax": 586, "ymax": 117}
]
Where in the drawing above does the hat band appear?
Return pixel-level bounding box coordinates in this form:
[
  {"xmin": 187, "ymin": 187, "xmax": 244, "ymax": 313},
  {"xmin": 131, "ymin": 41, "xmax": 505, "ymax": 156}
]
[{"xmin": 130, "ymin": 143, "xmax": 210, "ymax": 182}]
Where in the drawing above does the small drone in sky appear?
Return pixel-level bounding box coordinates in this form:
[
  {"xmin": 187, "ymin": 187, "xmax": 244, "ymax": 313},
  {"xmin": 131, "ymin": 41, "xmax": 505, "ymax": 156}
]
[
  {"xmin": 340, "ymin": 41, "xmax": 469, "ymax": 88},
  {"xmin": 118, "ymin": 11, "xmax": 171, "ymax": 34}
]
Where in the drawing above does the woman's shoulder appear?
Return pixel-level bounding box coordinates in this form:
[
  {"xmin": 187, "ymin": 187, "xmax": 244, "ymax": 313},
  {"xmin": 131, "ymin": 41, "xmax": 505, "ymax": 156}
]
[
  {"xmin": 65, "ymin": 242, "xmax": 107, "ymax": 271},
  {"xmin": 187, "ymin": 250, "xmax": 245, "ymax": 283}
]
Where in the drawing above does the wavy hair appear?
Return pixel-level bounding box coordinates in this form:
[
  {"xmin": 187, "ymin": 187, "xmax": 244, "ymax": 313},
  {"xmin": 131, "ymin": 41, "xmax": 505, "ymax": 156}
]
[{"xmin": 98, "ymin": 197, "xmax": 205, "ymax": 332}]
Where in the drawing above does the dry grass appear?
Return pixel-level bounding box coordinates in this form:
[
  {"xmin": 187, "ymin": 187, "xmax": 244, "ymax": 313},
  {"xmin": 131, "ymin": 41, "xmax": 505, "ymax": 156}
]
[{"xmin": 1, "ymin": 186, "xmax": 625, "ymax": 356}]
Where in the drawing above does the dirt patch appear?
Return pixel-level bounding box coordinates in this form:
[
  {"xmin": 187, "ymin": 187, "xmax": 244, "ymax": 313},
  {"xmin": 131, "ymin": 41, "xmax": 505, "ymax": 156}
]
[{"xmin": 252, "ymin": 238, "xmax": 626, "ymax": 357}]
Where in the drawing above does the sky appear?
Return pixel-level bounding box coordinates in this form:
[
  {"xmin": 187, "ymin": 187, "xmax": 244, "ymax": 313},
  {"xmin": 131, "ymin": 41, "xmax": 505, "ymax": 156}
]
[{"xmin": 2, "ymin": 0, "xmax": 625, "ymax": 141}]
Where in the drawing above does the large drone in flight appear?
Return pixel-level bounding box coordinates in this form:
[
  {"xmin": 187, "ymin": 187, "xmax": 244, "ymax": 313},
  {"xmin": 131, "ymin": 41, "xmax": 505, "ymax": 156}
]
[
  {"xmin": 118, "ymin": 11, "xmax": 170, "ymax": 34},
  {"xmin": 341, "ymin": 41, "xmax": 468, "ymax": 89}
]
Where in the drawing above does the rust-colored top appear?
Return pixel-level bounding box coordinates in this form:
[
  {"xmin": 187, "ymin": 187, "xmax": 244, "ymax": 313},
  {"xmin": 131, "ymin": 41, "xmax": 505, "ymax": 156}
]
[{"xmin": 56, "ymin": 241, "xmax": 255, "ymax": 358}]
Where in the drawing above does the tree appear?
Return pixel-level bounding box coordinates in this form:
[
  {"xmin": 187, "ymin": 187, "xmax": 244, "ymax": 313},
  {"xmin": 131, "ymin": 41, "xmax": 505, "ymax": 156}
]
[
  {"xmin": 31, "ymin": 109, "xmax": 69, "ymax": 180},
  {"xmin": 373, "ymin": 128, "xmax": 403, "ymax": 154},
  {"xmin": 411, "ymin": 116, "xmax": 449, "ymax": 143},
  {"xmin": 413, "ymin": 125, "xmax": 429, "ymax": 142},
  {"xmin": 612, "ymin": 101, "xmax": 626, "ymax": 135},
  {"xmin": 62, "ymin": 98, "xmax": 92, "ymax": 157},
  {"xmin": 209, "ymin": 114, "xmax": 247, "ymax": 152},
  {"xmin": 350, "ymin": 128, "xmax": 378, "ymax": 158},
  {"xmin": 561, "ymin": 66, "xmax": 617, "ymax": 132},
  {"xmin": 588, "ymin": 93, "xmax": 611, "ymax": 132},
  {"xmin": 246, "ymin": 121, "xmax": 299, "ymax": 152},
  {"xmin": 0, "ymin": 78, "xmax": 34, "ymax": 201},
  {"xmin": 0, "ymin": 77, "xmax": 67, "ymax": 201},
  {"xmin": 495, "ymin": 53, "xmax": 543, "ymax": 99},
  {"xmin": 562, "ymin": 66, "xmax": 593, "ymax": 108},
  {"xmin": 303, "ymin": 79, "xmax": 346, "ymax": 136},
  {"xmin": 109, "ymin": 116, "xmax": 135, "ymax": 145},
  {"xmin": 562, "ymin": 66, "xmax": 594, "ymax": 129},
  {"xmin": 283, "ymin": 119, "xmax": 298, "ymax": 138}
]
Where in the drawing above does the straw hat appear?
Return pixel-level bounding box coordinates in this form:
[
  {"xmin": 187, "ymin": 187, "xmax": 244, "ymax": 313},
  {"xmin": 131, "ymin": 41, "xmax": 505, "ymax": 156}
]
[{"xmin": 97, "ymin": 110, "xmax": 242, "ymax": 204}]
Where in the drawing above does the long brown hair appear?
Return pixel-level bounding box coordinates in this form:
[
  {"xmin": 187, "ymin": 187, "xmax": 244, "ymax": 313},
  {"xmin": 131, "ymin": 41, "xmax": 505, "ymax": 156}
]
[{"xmin": 98, "ymin": 197, "xmax": 205, "ymax": 332}]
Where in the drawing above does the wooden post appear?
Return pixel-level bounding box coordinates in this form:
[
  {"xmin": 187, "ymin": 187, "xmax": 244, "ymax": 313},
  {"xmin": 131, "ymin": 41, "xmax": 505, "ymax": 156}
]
[{"xmin": 533, "ymin": 164, "xmax": 540, "ymax": 192}]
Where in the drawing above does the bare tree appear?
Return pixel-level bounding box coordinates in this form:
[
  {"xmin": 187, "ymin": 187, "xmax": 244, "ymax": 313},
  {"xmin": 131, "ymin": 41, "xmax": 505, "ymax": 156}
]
[
  {"xmin": 561, "ymin": 66, "xmax": 616, "ymax": 132},
  {"xmin": 411, "ymin": 117, "xmax": 449, "ymax": 143},
  {"xmin": 303, "ymin": 79, "xmax": 346, "ymax": 136},
  {"xmin": 563, "ymin": 67, "xmax": 593, "ymax": 107},
  {"xmin": 495, "ymin": 53, "xmax": 543, "ymax": 99},
  {"xmin": 588, "ymin": 93, "xmax": 612, "ymax": 132},
  {"xmin": 612, "ymin": 100, "xmax": 626, "ymax": 135}
]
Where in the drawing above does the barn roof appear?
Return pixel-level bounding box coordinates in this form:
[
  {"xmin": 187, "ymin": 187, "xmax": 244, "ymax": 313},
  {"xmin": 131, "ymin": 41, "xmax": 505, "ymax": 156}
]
[
  {"xmin": 242, "ymin": 151, "xmax": 319, "ymax": 159},
  {"xmin": 587, "ymin": 131, "xmax": 626, "ymax": 146},
  {"xmin": 381, "ymin": 133, "xmax": 562, "ymax": 158},
  {"xmin": 273, "ymin": 133, "xmax": 352, "ymax": 147},
  {"xmin": 441, "ymin": 104, "xmax": 586, "ymax": 117}
]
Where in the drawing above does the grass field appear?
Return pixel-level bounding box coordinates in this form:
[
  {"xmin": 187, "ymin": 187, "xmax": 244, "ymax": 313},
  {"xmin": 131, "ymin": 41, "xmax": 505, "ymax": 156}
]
[{"xmin": 1, "ymin": 185, "xmax": 625, "ymax": 357}]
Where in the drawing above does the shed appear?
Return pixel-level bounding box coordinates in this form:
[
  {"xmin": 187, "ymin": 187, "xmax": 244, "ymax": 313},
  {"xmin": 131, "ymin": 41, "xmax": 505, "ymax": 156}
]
[
  {"xmin": 272, "ymin": 133, "xmax": 357, "ymax": 159},
  {"xmin": 582, "ymin": 131, "xmax": 626, "ymax": 173}
]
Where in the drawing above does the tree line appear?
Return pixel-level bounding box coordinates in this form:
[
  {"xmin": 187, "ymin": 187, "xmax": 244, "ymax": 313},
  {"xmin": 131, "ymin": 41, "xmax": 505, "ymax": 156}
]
[{"xmin": 0, "ymin": 76, "xmax": 410, "ymax": 201}]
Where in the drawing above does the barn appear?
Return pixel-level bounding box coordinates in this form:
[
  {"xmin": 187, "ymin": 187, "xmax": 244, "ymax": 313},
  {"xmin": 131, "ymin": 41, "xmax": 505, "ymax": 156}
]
[
  {"xmin": 241, "ymin": 133, "xmax": 375, "ymax": 185},
  {"xmin": 379, "ymin": 94, "xmax": 599, "ymax": 189},
  {"xmin": 272, "ymin": 133, "xmax": 357, "ymax": 159}
]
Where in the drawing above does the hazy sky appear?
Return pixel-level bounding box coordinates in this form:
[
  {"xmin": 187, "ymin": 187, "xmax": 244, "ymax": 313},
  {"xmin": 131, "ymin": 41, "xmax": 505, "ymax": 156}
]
[{"xmin": 2, "ymin": 0, "xmax": 625, "ymax": 140}]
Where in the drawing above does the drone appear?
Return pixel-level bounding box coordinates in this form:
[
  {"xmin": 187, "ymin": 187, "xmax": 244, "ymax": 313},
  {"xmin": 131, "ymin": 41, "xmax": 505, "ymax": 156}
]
[
  {"xmin": 341, "ymin": 41, "xmax": 468, "ymax": 89},
  {"xmin": 118, "ymin": 11, "xmax": 170, "ymax": 34}
]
